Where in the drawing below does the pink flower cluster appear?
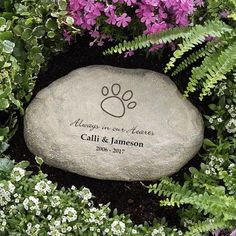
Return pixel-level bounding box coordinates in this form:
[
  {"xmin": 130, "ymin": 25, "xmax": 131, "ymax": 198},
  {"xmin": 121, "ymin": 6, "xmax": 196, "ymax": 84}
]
[{"xmin": 68, "ymin": 0, "xmax": 204, "ymax": 50}]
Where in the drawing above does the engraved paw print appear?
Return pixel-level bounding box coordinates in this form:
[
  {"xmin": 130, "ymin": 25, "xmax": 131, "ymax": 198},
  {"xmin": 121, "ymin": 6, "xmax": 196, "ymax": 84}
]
[{"xmin": 101, "ymin": 83, "xmax": 137, "ymax": 118}]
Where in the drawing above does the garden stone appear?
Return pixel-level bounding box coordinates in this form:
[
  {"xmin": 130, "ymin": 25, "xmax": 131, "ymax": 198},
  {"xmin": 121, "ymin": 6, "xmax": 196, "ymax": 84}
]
[{"xmin": 24, "ymin": 65, "xmax": 204, "ymax": 181}]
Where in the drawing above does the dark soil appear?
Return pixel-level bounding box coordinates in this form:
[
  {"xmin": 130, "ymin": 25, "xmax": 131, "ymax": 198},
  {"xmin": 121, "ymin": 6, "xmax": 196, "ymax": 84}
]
[{"xmin": 8, "ymin": 36, "xmax": 211, "ymax": 227}]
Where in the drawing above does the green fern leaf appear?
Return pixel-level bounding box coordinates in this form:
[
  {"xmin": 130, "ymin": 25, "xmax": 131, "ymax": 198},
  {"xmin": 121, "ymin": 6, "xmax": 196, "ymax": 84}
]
[
  {"xmin": 165, "ymin": 20, "xmax": 232, "ymax": 72},
  {"xmin": 104, "ymin": 27, "xmax": 191, "ymax": 55}
]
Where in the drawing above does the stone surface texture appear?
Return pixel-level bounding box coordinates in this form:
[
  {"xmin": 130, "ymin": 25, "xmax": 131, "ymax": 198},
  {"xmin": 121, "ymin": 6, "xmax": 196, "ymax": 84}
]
[{"xmin": 24, "ymin": 65, "xmax": 204, "ymax": 181}]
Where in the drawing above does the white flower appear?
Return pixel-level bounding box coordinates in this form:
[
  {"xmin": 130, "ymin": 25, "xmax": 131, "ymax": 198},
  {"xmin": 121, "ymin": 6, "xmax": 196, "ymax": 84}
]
[
  {"xmin": 64, "ymin": 207, "xmax": 77, "ymax": 222},
  {"xmin": 47, "ymin": 215, "xmax": 52, "ymax": 220},
  {"xmin": 48, "ymin": 229, "xmax": 63, "ymax": 236},
  {"xmin": 209, "ymin": 118, "xmax": 214, "ymax": 123},
  {"xmin": 51, "ymin": 196, "xmax": 60, "ymax": 207},
  {"xmin": 23, "ymin": 196, "xmax": 40, "ymax": 213},
  {"xmin": 54, "ymin": 220, "xmax": 61, "ymax": 227},
  {"xmin": 78, "ymin": 187, "xmax": 92, "ymax": 201},
  {"xmin": 111, "ymin": 220, "xmax": 126, "ymax": 236},
  {"xmin": 34, "ymin": 180, "xmax": 51, "ymax": 194},
  {"xmin": 11, "ymin": 167, "xmax": 26, "ymax": 182},
  {"xmin": 132, "ymin": 229, "xmax": 138, "ymax": 234},
  {"xmin": 0, "ymin": 183, "xmax": 11, "ymax": 206},
  {"xmin": 26, "ymin": 223, "xmax": 40, "ymax": 235},
  {"xmin": 104, "ymin": 228, "xmax": 110, "ymax": 234},
  {"xmin": 71, "ymin": 185, "xmax": 76, "ymax": 190},
  {"xmin": 151, "ymin": 227, "xmax": 165, "ymax": 236},
  {"xmin": 217, "ymin": 118, "xmax": 223, "ymax": 123},
  {"xmin": 226, "ymin": 119, "xmax": 236, "ymax": 133},
  {"xmin": 8, "ymin": 181, "xmax": 15, "ymax": 193}
]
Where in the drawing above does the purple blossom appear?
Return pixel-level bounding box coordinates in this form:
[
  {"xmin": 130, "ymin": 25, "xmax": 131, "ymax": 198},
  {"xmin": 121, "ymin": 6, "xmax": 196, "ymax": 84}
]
[
  {"xmin": 124, "ymin": 50, "xmax": 134, "ymax": 57},
  {"xmin": 141, "ymin": 11, "xmax": 156, "ymax": 25},
  {"xmin": 63, "ymin": 29, "xmax": 73, "ymax": 44},
  {"xmin": 124, "ymin": 0, "xmax": 137, "ymax": 6},
  {"xmin": 67, "ymin": 0, "xmax": 203, "ymax": 48},
  {"xmin": 116, "ymin": 13, "xmax": 131, "ymax": 27}
]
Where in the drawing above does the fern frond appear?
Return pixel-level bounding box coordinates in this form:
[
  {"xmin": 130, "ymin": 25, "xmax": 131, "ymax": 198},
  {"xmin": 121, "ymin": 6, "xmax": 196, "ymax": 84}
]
[
  {"xmin": 165, "ymin": 20, "xmax": 232, "ymax": 72},
  {"xmin": 185, "ymin": 219, "xmax": 226, "ymax": 236},
  {"xmin": 171, "ymin": 41, "xmax": 220, "ymax": 76},
  {"xmin": 184, "ymin": 42, "xmax": 236, "ymax": 99},
  {"xmin": 104, "ymin": 27, "xmax": 191, "ymax": 55}
]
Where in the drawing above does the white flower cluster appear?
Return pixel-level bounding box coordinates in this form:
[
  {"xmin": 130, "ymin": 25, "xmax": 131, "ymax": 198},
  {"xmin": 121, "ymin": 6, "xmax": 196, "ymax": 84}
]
[
  {"xmin": 23, "ymin": 196, "xmax": 41, "ymax": 215},
  {"xmin": 228, "ymin": 163, "xmax": 235, "ymax": 176},
  {"xmin": 48, "ymin": 220, "xmax": 64, "ymax": 236},
  {"xmin": 77, "ymin": 187, "xmax": 92, "ymax": 201},
  {"xmin": 205, "ymin": 155, "xmax": 224, "ymax": 175},
  {"xmin": 226, "ymin": 118, "xmax": 236, "ymax": 134},
  {"xmin": 0, "ymin": 210, "xmax": 6, "ymax": 232},
  {"xmin": 151, "ymin": 226, "xmax": 166, "ymax": 236},
  {"xmin": 226, "ymin": 104, "xmax": 236, "ymax": 118},
  {"xmin": 0, "ymin": 181, "xmax": 15, "ymax": 206},
  {"xmin": 85, "ymin": 206, "xmax": 107, "ymax": 225},
  {"xmin": 10, "ymin": 167, "xmax": 26, "ymax": 182},
  {"xmin": 111, "ymin": 220, "xmax": 126, "ymax": 236},
  {"xmin": 34, "ymin": 180, "xmax": 52, "ymax": 194},
  {"xmin": 208, "ymin": 115, "xmax": 223, "ymax": 130},
  {"xmin": 215, "ymin": 82, "xmax": 227, "ymax": 96},
  {"xmin": 63, "ymin": 207, "xmax": 77, "ymax": 222},
  {"xmin": 26, "ymin": 223, "xmax": 40, "ymax": 236},
  {"xmin": 48, "ymin": 218, "xmax": 77, "ymax": 235},
  {"xmin": 173, "ymin": 228, "xmax": 183, "ymax": 235},
  {"xmin": 51, "ymin": 195, "xmax": 61, "ymax": 207}
]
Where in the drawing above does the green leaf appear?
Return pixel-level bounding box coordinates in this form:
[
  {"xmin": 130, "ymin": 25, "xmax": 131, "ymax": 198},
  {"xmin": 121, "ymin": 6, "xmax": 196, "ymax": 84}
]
[
  {"xmin": 2, "ymin": 40, "xmax": 15, "ymax": 53},
  {"xmin": 16, "ymin": 160, "xmax": 29, "ymax": 169},
  {"xmin": 0, "ymin": 98, "xmax": 10, "ymax": 110},
  {"xmin": 35, "ymin": 156, "xmax": 43, "ymax": 166},
  {"xmin": 66, "ymin": 16, "xmax": 74, "ymax": 25},
  {"xmin": 57, "ymin": 0, "xmax": 67, "ymax": 10},
  {"xmin": 203, "ymin": 139, "xmax": 217, "ymax": 147},
  {"xmin": 47, "ymin": 31, "xmax": 55, "ymax": 38},
  {"xmin": 0, "ymin": 31, "xmax": 13, "ymax": 40},
  {"xmin": 32, "ymin": 26, "xmax": 46, "ymax": 38},
  {"xmin": 21, "ymin": 28, "xmax": 32, "ymax": 41},
  {"xmin": 209, "ymin": 104, "xmax": 217, "ymax": 110},
  {"xmin": 0, "ymin": 17, "xmax": 6, "ymax": 31},
  {"xmin": 0, "ymin": 157, "xmax": 14, "ymax": 173},
  {"xmin": 0, "ymin": 127, "xmax": 9, "ymax": 137},
  {"xmin": 0, "ymin": 142, "xmax": 9, "ymax": 153},
  {"xmin": 45, "ymin": 18, "xmax": 57, "ymax": 30},
  {"xmin": 33, "ymin": 53, "xmax": 44, "ymax": 64}
]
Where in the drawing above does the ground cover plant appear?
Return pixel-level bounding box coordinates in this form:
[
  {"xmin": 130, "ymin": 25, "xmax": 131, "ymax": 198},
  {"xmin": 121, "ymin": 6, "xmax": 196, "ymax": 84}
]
[{"xmin": 0, "ymin": 0, "xmax": 236, "ymax": 235}]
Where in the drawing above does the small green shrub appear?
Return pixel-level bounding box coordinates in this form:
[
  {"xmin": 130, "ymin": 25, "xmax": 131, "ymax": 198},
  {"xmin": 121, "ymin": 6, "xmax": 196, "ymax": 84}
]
[
  {"xmin": 0, "ymin": 0, "xmax": 68, "ymax": 151},
  {"xmin": 0, "ymin": 156, "xmax": 181, "ymax": 236}
]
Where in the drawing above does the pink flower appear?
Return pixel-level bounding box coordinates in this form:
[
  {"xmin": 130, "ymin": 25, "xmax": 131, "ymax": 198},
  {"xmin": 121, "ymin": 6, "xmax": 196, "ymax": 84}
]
[
  {"xmin": 194, "ymin": 0, "xmax": 204, "ymax": 6},
  {"xmin": 116, "ymin": 13, "xmax": 131, "ymax": 27},
  {"xmin": 144, "ymin": 21, "xmax": 167, "ymax": 34},
  {"xmin": 63, "ymin": 29, "xmax": 73, "ymax": 44},
  {"xmin": 141, "ymin": 11, "xmax": 156, "ymax": 25},
  {"xmin": 145, "ymin": 0, "xmax": 160, "ymax": 7},
  {"xmin": 124, "ymin": 0, "xmax": 137, "ymax": 6},
  {"xmin": 106, "ymin": 13, "xmax": 117, "ymax": 25},
  {"xmin": 149, "ymin": 44, "xmax": 163, "ymax": 52},
  {"xmin": 67, "ymin": 0, "xmax": 203, "ymax": 48},
  {"xmin": 124, "ymin": 50, "xmax": 134, "ymax": 57}
]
